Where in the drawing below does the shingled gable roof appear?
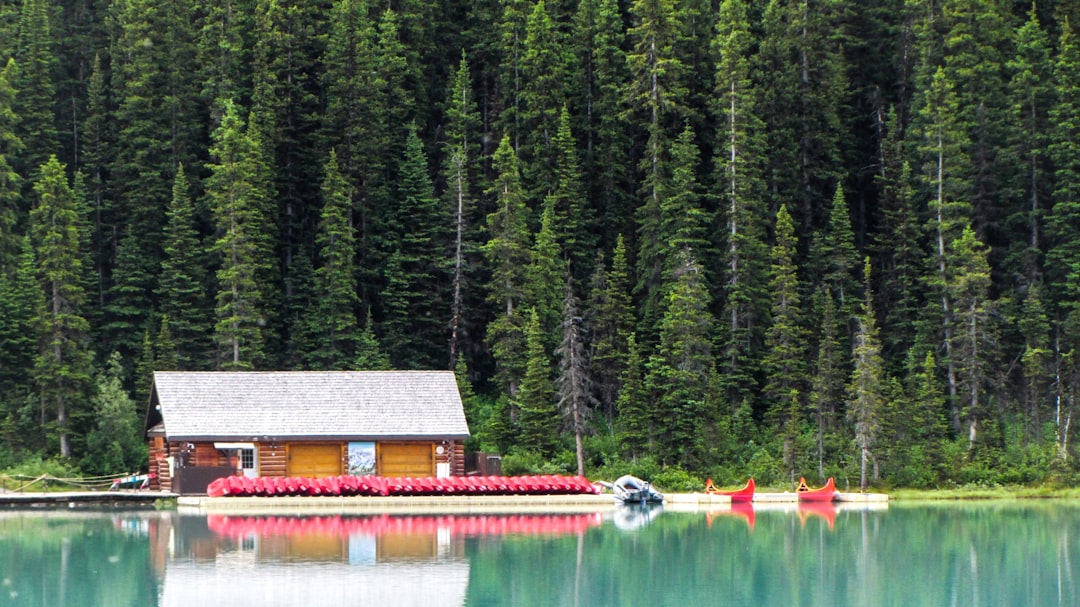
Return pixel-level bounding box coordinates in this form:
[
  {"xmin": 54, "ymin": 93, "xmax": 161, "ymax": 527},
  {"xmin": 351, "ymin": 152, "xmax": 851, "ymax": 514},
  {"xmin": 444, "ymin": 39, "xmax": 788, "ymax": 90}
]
[{"xmin": 151, "ymin": 370, "xmax": 469, "ymax": 442}]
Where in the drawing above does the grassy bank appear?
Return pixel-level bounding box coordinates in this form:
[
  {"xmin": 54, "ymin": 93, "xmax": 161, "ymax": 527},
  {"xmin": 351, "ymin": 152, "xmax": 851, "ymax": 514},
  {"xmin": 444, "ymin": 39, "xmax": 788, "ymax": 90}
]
[{"xmin": 887, "ymin": 486, "xmax": 1080, "ymax": 500}]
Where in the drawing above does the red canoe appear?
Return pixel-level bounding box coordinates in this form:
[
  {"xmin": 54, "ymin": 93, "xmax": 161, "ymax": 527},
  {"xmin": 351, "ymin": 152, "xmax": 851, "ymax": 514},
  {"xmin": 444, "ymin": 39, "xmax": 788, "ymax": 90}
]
[
  {"xmin": 796, "ymin": 477, "xmax": 839, "ymax": 502},
  {"xmin": 705, "ymin": 478, "xmax": 755, "ymax": 503}
]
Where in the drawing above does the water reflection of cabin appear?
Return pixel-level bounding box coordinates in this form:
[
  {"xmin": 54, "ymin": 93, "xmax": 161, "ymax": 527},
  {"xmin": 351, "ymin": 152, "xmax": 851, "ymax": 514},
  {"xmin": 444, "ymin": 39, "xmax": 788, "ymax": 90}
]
[{"xmin": 144, "ymin": 370, "xmax": 470, "ymax": 494}]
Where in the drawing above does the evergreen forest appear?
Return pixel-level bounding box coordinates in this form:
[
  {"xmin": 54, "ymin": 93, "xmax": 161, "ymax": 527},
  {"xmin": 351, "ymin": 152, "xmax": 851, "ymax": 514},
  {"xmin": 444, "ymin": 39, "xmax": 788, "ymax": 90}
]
[{"xmin": 2, "ymin": 0, "xmax": 1080, "ymax": 489}]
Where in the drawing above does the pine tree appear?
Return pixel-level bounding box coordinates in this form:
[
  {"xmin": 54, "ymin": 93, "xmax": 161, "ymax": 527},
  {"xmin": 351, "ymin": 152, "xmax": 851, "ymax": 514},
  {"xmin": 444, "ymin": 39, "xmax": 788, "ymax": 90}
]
[
  {"xmin": 30, "ymin": 156, "xmax": 92, "ymax": 458},
  {"xmin": 1005, "ymin": 6, "xmax": 1052, "ymax": 286},
  {"xmin": 1048, "ymin": 21, "xmax": 1080, "ymax": 319},
  {"xmin": 546, "ymin": 106, "xmax": 594, "ymax": 282},
  {"xmin": 207, "ymin": 101, "xmax": 273, "ymax": 370},
  {"xmin": 644, "ymin": 251, "xmax": 718, "ymax": 468},
  {"xmin": 0, "ymin": 237, "xmax": 37, "ymax": 398},
  {"xmin": 380, "ymin": 126, "xmax": 448, "ymax": 370},
  {"xmin": 572, "ymin": 0, "xmax": 633, "ymax": 246},
  {"xmin": 616, "ymin": 332, "xmax": 649, "ymax": 459},
  {"xmin": 496, "ymin": 0, "xmax": 532, "ymax": 150},
  {"xmin": 586, "ymin": 235, "xmax": 634, "ymax": 420},
  {"xmin": 516, "ymin": 308, "xmax": 559, "ymax": 455},
  {"xmin": 524, "ymin": 201, "xmax": 563, "ymax": 349},
  {"xmin": 12, "ymin": 0, "xmax": 58, "ymax": 179},
  {"xmin": 304, "ymin": 151, "xmax": 360, "ymax": 370},
  {"xmin": 847, "ymin": 258, "xmax": 885, "ymax": 490},
  {"xmin": 249, "ymin": 0, "xmax": 322, "ymax": 283},
  {"xmin": 157, "ymin": 165, "xmax": 209, "ymax": 369},
  {"xmin": 808, "ymin": 287, "xmax": 844, "ymax": 478},
  {"xmin": 353, "ymin": 309, "xmax": 392, "ymax": 371},
  {"xmin": 196, "ymin": 0, "xmax": 251, "ymax": 114},
  {"xmin": 659, "ymin": 123, "xmax": 711, "ymax": 285},
  {"xmin": 0, "ymin": 58, "xmax": 23, "ymax": 272},
  {"xmin": 628, "ymin": 0, "xmax": 688, "ymax": 344},
  {"xmin": 518, "ymin": 0, "xmax": 570, "ymax": 193},
  {"xmin": 813, "ymin": 185, "xmax": 862, "ymax": 320},
  {"xmin": 556, "ymin": 269, "xmax": 594, "ymax": 475},
  {"xmin": 483, "ymin": 135, "xmax": 532, "ymax": 398},
  {"xmin": 713, "ymin": 0, "xmax": 770, "ymax": 414},
  {"xmin": 1018, "ymin": 283, "xmax": 1051, "ymax": 441},
  {"xmin": 441, "ymin": 53, "xmax": 482, "ymax": 368},
  {"xmin": 762, "ymin": 205, "xmax": 808, "ymax": 421},
  {"xmin": 948, "ymin": 224, "xmax": 997, "ymax": 448}
]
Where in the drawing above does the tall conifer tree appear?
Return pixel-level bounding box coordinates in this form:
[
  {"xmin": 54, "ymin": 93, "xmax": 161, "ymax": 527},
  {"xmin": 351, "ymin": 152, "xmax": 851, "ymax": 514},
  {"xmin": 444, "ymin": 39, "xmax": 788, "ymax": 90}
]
[{"xmin": 30, "ymin": 156, "xmax": 92, "ymax": 458}]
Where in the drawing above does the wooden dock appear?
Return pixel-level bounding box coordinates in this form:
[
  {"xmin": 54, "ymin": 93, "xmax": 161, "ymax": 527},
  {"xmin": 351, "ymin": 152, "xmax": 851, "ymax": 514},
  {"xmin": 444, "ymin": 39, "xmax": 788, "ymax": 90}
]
[{"xmin": 0, "ymin": 490, "xmax": 175, "ymax": 507}]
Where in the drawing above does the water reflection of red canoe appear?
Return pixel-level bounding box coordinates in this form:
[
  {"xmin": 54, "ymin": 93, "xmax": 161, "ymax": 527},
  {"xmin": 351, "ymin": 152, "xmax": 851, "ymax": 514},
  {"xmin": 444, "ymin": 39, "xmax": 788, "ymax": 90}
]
[
  {"xmin": 704, "ymin": 478, "xmax": 755, "ymax": 503},
  {"xmin": 797, "ymin": 501, "xmax": 837, "ymax": 529},
  {"xmin": 796, "ymin": 477, "xmax": 838, "ymax": 502},
  {"xmin": 207, "ymin": 513, "xmax": 602, "ymax": 538},
  {"xmin": 705, "ymin": 502, "xmax": 756, "ymax": 530},
  {"xmin": 206, "ymin": 474, "xmax": 601, "ymax": 498}
]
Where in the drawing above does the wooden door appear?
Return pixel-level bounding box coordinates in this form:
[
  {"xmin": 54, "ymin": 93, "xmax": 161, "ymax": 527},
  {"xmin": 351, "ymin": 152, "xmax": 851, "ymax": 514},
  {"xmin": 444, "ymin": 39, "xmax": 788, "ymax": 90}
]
[
  {"xmin": 378, "ymin": 442, "xmax": 434, "ymax": 477},
  {"xmin": 286, "ymin": 443, "xmax": 343, "ymax": 478}
]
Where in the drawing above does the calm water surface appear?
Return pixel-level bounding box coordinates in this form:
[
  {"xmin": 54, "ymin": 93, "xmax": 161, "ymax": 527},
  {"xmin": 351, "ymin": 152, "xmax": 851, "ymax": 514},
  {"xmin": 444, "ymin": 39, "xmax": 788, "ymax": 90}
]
[{"xmin": 0, "ymin": 500, "xmax": 1077, "ymax": 606}]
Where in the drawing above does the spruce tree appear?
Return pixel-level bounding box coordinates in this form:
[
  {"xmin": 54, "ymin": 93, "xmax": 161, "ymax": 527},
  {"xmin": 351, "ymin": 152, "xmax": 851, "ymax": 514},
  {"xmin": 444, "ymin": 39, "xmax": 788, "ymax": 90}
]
[
  {"xmin": 0, "ymin": 237, "xmax": 38, "ymax": 400},
  {"xmin": 207, "ymin": 101, "xmax": 272, "ymax": 370},
  {"xmin": 157, "ymin": 165, "xmax": 210, "ymax": 369},
  {"xmin": 304, "ymin": 151, "xmax": 361, "ymax": 370},
  {"xmin": 516, "ymin": 308, "xmax": 559, "ymax": 455},
  {"xmin": 847, "ymin": 258, "xmax": 885, "ymax": 490},
  {"xmin": 1005, "ymin": 6, "xmax": 1052, "ymax": 286},
  {"xmin": 546, "ymin": 106, "xmax": 594, "ymax": 282},
  {"xmin": 483, "ymin": 135, "xmax": 532, "ymax": 398},
  {"xmin": 644, "ymin": 251, "xmax": 718, "ymax": 468},
  {"xmin": 524, "ymin": 201, "xmax": 563, "ymax": 349},
  {"xmin": 30, "ymin": 156, "xmax": 92, "ymax": 458},
  {"xmin": 12, "ymin": 0, "xmax": 58, "ymax": 178},
  {"xmin": 947, "ymin": 224, "xmax": 997, "ymax": 448},
  {"xmin": 380, "ymin": 126, "xmax": 448, "ymax": 369},
  {"xmin": 572, "ymin": 0, "xmax": 633, "ymax": 245},
  {"xmin": 762, "ymin": 205, "xmax": 808, "ymax": 422},
  {"xmin": 519, "ymin": 0, "xmax": 570, "ymax": 194},
  {"xmin": 713, "ymin": 0, "xmax": 770, "ymax": 414},
  {"xmin": 441, "ymin": 53, "xmax": 483, "ymax": 367},
  {"xmin": 0, "ymin": 58, "xmax": 23, "ymax": 271},
  {"xmin": 616, "ymin": 333, "xmax": 649, "ymax": 459},
  {"xmin": 585, "ymin": 235, "xmax": 634, "ymax": 420}
]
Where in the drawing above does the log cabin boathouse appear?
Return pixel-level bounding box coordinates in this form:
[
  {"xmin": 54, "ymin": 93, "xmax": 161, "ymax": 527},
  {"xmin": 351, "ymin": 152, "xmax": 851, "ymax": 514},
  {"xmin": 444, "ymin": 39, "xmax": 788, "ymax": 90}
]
[{"xmin": 144, "ymin": 370, "xmax": 470, "ymax": 494}]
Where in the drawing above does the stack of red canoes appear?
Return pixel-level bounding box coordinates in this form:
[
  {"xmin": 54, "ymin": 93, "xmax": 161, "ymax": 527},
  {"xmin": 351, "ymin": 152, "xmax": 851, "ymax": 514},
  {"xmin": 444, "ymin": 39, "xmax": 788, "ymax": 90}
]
[
  {"xmin": 205, "ymin": 474, "xmax": 600, "ymax": 498},
  {"xmin": 207, "ymin": 512, "xmax": 603, "ymax": 538}
]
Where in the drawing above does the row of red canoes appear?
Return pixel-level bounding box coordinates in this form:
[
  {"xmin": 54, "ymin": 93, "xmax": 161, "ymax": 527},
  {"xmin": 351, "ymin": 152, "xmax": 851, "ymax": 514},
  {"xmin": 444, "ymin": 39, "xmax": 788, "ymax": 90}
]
[
  {"xmin": 207, "ymin": 512, "xmax": 603, "ymax": 538},
  {"xmin": 206, "ymin": 474, "xmax": 601, "ymax": 498},
  {"xmin": 704, "ymin": 477, "xmax": 840, "ymax": 502}
]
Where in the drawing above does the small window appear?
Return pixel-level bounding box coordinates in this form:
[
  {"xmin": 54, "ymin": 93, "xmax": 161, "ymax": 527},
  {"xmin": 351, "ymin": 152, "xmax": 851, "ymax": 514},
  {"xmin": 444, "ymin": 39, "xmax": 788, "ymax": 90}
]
[{"xmin": 239, "ymin": 448, "xmax": 255, "ymax": 470}]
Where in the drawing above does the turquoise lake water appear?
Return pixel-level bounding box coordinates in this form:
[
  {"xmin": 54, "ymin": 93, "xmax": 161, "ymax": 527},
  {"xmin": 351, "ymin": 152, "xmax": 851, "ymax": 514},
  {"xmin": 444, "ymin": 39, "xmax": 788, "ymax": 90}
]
[{"xmin": 0, "ymin": 500, "xmax": 1076, "ymax": 606}]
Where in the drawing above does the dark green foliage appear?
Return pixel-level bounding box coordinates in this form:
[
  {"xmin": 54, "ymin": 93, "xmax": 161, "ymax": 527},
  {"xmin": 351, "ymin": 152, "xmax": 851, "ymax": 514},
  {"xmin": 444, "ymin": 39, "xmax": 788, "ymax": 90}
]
[
  {"xmin": 302, "ymin": 151, "xmax": 360, "ymax": 370},
  {"xmin": 157, "ymin": 165, "xmax": 210, "ymax": 369},
  {"xmin": 380, "ymin": 126, "xmax": 449, "ymax": 370},
  {"xmin": 82, "ymin": 352, "xmax": 147, "ymax": 475},
  {"xmin": 12, "ymin": 0, "xmax": 58, "ymax": 179},
  {"xmin": 645, "ymin": 252, "xmax": 718, "ymax": 468},
  {"xmin": 207, "ymin": 101, "xmax": 272, "ymax": 370},
  {"xmin": 0, "ymin": 58, "xmax": 23, "ymax": 271},
  {"xmin": 516, "ymin": 308, "xmax": 559, "ymax": 454},
  {"xmin": 2, "ymin": 0, "xmax": 1080, "ymax": 483},
  {"xmin": 30, "ymin": 156, "xmax": 93, "ymax": 458}
]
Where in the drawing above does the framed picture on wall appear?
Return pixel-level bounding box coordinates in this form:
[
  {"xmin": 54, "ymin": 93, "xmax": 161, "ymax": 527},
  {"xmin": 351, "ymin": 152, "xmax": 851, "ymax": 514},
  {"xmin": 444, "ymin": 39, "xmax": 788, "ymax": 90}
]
[{"xmin": 348, "ymin": 442, "xmax": 376, "ymax": 476}]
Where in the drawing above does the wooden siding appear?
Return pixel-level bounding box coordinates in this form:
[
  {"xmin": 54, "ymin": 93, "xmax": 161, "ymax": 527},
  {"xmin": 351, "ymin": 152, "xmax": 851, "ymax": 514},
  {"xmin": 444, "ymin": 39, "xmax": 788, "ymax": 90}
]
[{"xmin": 258, "ymin": 442, "xmax": 287, "ymax": 477}]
